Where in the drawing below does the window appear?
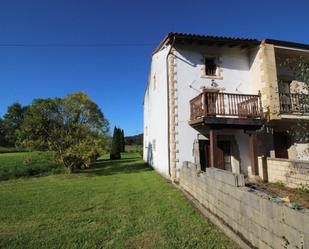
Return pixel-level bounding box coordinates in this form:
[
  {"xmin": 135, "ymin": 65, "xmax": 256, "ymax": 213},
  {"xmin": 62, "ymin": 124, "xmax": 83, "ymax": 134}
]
[
  {"xmin": 205, "ymin": 58, "xmax": 217, "ymax": 76},
  {"xmin": 152, "ymin": 139, "xmax": 156, "ymax": 151},
  {"xmin": 153, "ymin": 75, "xmax": 157, "ymax": 91}
]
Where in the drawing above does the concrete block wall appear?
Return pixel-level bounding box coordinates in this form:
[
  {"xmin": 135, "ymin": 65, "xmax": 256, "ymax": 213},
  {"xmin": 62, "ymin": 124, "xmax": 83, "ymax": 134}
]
[
  {"xmin": 267, "ymin": 158, "xmax": 309, "ymax": 188},
  {"xmin": 179, "ymin": 162, "xmax": 309, "ymax": 249}
]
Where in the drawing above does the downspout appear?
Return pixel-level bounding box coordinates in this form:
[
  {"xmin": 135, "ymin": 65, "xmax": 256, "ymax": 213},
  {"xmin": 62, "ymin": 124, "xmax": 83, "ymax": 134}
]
[{"xmin": 166, "ymin": 36, "xmax": 176, "ymax": 177}]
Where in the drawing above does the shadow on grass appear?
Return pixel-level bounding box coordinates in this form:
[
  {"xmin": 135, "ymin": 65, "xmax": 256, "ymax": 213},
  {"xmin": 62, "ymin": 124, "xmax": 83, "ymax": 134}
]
[{"xmin": 77, "ymin": 154, "xmax": 153, "ymax": 176}]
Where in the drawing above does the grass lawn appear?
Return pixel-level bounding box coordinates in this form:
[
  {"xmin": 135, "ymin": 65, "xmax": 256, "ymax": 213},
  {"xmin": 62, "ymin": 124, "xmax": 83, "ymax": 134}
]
[
  {"xmin": 0, "ymin": 151, "xmax": 64, "ymax": 180},
  {"xmin": 0, "ymin": 152, "xmax": 239, "ymax": 249}
]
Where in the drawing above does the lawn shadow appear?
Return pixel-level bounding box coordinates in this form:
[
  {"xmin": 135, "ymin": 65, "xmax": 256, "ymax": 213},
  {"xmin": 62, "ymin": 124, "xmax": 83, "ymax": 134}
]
[{"xmin": 77, "ymin": 154, "xmax": 153, "ymax": 176}]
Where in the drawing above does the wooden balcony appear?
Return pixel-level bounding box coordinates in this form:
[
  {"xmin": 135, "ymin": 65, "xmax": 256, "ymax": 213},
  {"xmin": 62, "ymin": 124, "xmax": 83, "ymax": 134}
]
[
  {"xmin": 279, "ymin": 93, "xmax": 309, "ymax": 114},
  {"xmin": 189, "ymin": 91, "xmax": 264, "ymax": 130}
]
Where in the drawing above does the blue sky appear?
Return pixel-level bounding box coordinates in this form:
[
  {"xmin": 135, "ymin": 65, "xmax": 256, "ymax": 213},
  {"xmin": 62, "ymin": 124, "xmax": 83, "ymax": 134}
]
[{"xmin": 0, "ymin": 0, "xmax": 308, "ymax": 135}]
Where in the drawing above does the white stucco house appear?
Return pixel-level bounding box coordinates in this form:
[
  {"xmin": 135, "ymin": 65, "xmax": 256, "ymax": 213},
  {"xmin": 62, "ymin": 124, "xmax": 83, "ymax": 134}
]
[{"xmin": 143, "ymin": 32, "xmax": 309, "ymax": 185}]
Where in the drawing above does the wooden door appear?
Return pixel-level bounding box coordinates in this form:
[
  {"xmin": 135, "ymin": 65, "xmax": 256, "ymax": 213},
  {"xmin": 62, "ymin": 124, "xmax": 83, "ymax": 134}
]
[{"xmin": 217, "ymin": 141, "xmax": 231, "ymax": 170}]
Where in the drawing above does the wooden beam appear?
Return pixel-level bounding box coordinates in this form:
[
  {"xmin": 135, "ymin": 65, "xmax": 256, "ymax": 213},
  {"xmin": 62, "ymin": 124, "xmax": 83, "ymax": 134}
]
[
  {"xmin": 249, "ymin": 133, "xmax": 258, "ymax": 175},
  {"xmin": 209, "ymin": 129, "xmax": 217, "ymax": 168}
]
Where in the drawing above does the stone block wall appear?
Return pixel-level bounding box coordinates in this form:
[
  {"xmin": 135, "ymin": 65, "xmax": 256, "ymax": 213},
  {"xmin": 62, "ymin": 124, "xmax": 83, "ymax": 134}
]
[
  {"xmin": 267, "ymin": 158, "xmax": 309, "ymax": 188},
  {"xmin": 179, "ymin": 162, "xmax": 309, "ymax": 249}
]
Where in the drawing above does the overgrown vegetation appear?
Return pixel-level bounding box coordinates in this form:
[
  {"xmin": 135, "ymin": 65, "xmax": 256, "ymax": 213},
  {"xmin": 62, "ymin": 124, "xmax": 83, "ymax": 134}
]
[
  {"xmin": 247, "ymin": 181, "xmax": 309, "ymax": 209},
  {"xmin": 0, "ymin": 152, "xmax": 239, "ymax": 249},
  {"xmin": 279, "ymin": 56, "xmax": 309, "ymax": 154},
  {"xmin": 0, "ymin": 151, "xmax": 64, "ymax": 180}
]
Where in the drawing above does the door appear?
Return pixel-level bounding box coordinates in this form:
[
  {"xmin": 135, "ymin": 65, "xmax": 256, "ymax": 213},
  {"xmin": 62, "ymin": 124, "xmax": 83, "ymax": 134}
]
[
  {"xmin": 217, "ymin": 141, "xmax": 232, "ymax": 171},
  {"xmin": 274, "ymin": 132, "xmax": 289, "ymax": 159}
]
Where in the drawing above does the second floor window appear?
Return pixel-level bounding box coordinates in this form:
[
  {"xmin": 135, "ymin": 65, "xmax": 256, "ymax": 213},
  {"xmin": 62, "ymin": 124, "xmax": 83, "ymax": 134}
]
[{"xmin": 205, "ymin": 58, "xmax": 217, "ymax": 76}]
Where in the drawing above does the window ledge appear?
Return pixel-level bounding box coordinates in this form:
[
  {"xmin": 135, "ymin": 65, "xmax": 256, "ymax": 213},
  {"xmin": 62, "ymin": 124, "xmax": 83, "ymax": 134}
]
[{"xmin": 201, "ymin": 75, "xmax": 223, "ymax": 80}]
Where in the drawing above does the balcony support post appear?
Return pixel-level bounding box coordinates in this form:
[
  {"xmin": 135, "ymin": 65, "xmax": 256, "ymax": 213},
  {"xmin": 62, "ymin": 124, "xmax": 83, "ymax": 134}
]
[
  {"xmin": 209, "ymin": 129, "xmax": 217, "ymax": 168},
  {"xmin": 249, "ymin": 133, "xmax": 258, "ymax": 176}
]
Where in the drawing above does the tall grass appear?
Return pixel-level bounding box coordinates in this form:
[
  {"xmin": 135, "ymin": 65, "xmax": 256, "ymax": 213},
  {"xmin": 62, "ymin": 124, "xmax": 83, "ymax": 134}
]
[
  {"xmin": 0, "ymin": 147, "xmax": 29, "ymax": 154},
  {"xmin": 0, "ymin": 151, "xmax": 64, "ymax": 180}
]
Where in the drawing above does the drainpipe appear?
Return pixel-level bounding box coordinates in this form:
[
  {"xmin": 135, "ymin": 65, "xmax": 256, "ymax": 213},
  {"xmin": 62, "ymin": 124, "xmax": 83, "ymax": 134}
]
[{"xmin": 166, "ymin": 35, "xmax": 176, "ymax": 177}]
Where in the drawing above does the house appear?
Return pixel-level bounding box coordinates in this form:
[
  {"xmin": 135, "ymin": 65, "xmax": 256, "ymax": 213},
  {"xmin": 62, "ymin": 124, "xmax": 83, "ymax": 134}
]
[{"xmin": 143, "ymin": 32, "xmax": 309, "ymax": 187}]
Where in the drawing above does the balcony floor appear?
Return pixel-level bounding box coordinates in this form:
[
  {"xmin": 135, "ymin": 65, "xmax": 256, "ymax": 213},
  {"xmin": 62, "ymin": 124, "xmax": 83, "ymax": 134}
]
[{"xmin": 189, "ymin": 116, "xmax": 265, "ymax": 132}]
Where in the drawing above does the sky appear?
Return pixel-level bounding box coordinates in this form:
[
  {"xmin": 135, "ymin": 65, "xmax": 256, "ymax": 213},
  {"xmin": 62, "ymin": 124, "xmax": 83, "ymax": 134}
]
[{"xmin": 0, "ymin": 0, "xmax": 308, "ymax": 136}]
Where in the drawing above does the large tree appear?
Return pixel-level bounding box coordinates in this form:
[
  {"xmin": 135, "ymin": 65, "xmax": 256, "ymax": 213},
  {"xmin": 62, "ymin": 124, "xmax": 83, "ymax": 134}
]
[
  {"xmin": 2, "ymin": 102, "xmax": 27, "ymax": 146},
  {"xmin": 19, "ymin": 92, "xmax": 109, "ymax": 172}
]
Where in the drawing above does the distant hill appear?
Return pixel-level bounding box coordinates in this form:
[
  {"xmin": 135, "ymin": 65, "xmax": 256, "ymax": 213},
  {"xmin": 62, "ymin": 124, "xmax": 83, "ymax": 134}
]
[{"xmin": 125, "ymin": 133, "xmax": 143, "ymax": 145}]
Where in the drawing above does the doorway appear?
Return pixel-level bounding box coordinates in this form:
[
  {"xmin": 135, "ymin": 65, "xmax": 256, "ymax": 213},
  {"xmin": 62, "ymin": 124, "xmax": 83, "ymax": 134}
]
[
  {"xmin": 274, "ymin": 132, "xmax": 290, "ymax": 159},
  {"xmin": 199, "ymin": 140, "xmax": 210, "ymax": 171},
  {"xmin": 199, "ymin": 139, "xmax": 232, "ymax": 171},
  {"xmin": 217, "ymin": 141, "xmax": 232, "ymax": 171}
]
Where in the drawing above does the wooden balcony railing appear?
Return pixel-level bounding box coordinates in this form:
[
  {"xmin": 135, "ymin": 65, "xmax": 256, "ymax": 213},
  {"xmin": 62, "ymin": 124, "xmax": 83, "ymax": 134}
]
[
  {"xmin": 279, "ymin": 93, "xmax": 309, "ymax": 113},
  {"xmin": 190, "ymin": 91, "xmax": 263, "ymax": 121}
]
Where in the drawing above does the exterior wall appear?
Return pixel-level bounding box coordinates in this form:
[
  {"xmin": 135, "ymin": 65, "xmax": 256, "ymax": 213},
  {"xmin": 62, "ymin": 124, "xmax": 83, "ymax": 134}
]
[
  {"xmin": 173, "ymin": 45, "xmax": 255, "ymax": 176},
  {"xmin": 180, "ymin": 162, "xmax": 309, "ymax": 249},
  {"xmin": 144, "ymin": 40, "xmax": 309, "ymax": 180},
  {"xmin": 288, "ymin": 141, "xmax": 309, "ymax": 161},
  {"xmin": 143, "ymin": 46, "xmax": 170, "ymax": 177},
  {"xmin": 267, "ymin": 158, "xmax": 309, "ymax": 188},
  {"xmin": 259, "ymin": 43, "xmax": 281, "ymax": 119}
]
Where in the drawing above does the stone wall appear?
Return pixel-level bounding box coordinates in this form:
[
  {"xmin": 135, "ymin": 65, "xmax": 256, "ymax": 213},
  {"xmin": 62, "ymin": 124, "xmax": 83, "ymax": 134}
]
[
  {"xmin": 179, "ymin": 162, "xmax": 309, "ymax": 249},
  {"xmin": 267, "ymin": 158, "xmax": 309, "ymax": 188}
]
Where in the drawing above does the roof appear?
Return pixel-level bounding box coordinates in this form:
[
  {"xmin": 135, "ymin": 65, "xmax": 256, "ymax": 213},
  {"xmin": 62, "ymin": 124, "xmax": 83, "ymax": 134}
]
[
  {"xmin": 153, "ymin": 32, "xmax": 309, "ymax": 54},
  {"xmin": 264, "ymin": 39, "xmax": 309, "ymax": 50}
]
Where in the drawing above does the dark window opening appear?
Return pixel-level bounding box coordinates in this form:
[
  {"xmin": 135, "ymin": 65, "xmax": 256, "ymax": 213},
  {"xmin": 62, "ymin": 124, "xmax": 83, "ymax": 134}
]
[{"xmin": 205, "ymin": 58, "xmax": 217, "ymax": 76}]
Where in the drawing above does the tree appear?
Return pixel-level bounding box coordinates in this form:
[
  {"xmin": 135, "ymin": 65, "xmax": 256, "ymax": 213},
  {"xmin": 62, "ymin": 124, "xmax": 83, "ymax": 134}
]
[
  {"xmin": 19, "ymin": 92, "xmax": 109, "ymax": 173},
  {"xmin": 0, "ymin": 118, "xmax": 7, "ymax": 146},
  {"xmin": 2, "ymin": 102, "xmax": 27, "ymax": 146},
  {"xmin": 110, "ymin": 127, "xmax": 121, "ymax": 160},
  {"xmin": 280, "ymin": 56, "xmax": 309, "ymax": 155},
  {"xmin": 120, "ymin": 129, "xmax": 125, "ymax": 152}
]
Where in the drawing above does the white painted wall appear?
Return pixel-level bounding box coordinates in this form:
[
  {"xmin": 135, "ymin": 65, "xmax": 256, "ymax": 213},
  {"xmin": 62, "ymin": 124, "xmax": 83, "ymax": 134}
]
[
  {"xmin": 144, "ymin": 41, "xmax": 309, "ymax": 180},
  {"xmin": 143, "ymin": 46, "xmax": 170, "ymax": 177},
  {"xmin": 174, "ymin": 45, "xmax": 254, "ymax": 174}
]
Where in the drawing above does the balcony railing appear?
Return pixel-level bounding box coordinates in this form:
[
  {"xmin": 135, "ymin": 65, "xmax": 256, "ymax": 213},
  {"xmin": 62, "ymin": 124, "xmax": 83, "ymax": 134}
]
[
  {"xmin": 279, "ymin": 93, "xmax": 309, "ymax": 113},
  {"xmin": 190, "ymin": 91, "xmax": 263, "ymax": 121}
]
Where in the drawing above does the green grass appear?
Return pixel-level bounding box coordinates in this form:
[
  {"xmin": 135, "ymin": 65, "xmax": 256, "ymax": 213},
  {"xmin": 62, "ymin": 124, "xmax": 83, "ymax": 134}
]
[
  {"xmin": 0, "ymin": 151, "xmax": 64, "ymax": 180},
  {"xmin": 0, "ymin": 152, "xmax": 239, "ymax": 249}
]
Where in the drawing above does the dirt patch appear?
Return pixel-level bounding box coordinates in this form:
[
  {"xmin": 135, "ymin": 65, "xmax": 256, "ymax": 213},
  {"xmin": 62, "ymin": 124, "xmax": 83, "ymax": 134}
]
[{"xmin": 246, "ymin": 181, "xmax": 309, "ymax": 209}]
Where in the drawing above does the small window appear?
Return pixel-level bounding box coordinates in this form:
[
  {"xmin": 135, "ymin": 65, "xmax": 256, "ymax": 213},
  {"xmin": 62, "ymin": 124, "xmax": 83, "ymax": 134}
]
[
  {"xmin": 152, "ymin": 139, "xmax": 156, "ymax": 151},
  {"xmin": 153, "ymin": 75, "xmax": 157, "ymax": 91},
  {"xmin": 205, "ymin": 58, "xmax": 217, "ymax": 76}
]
